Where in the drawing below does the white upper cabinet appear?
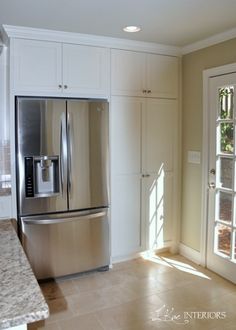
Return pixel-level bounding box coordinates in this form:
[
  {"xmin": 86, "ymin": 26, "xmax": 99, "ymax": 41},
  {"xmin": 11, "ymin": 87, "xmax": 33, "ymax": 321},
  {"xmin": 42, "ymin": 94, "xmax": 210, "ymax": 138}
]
[
  {"xmin": 146, "ymin": 54, "xmax": 179, "ymax": 98},
  {"xmin": 12, "ymin": 39, "xmax": 62, "ymax": 94},
  {"xmin": 12, "ymin": 38, "xmax": 109, "ymax": 97},
  {"xmin": 62, "ymin": 44, "xmax": 109, "ymax": 96},
  {"xmin": 111, "ymin": 49, "xmax": 179, "ymax": 98},
  {"xmin": 111, "ymin": 50, "xmax": 146, "ymax": 97}
]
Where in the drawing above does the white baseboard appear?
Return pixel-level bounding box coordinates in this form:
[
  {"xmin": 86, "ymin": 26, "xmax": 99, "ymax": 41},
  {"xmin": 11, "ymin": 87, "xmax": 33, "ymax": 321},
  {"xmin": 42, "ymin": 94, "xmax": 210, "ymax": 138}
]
[
  {"xmin": 111, "ymin": 241, "xmax": 177, "ymax": 265},
  {"xmin": 111, "ymin": 246, "xmax": 172, "ymax": 264},
  {"xmin": 179, "ymin": 243, "xmax": 201, "ymax": 265},
  {"xmin": 111, "ymin": 251, "xmax": 142, "ymax": 264}
]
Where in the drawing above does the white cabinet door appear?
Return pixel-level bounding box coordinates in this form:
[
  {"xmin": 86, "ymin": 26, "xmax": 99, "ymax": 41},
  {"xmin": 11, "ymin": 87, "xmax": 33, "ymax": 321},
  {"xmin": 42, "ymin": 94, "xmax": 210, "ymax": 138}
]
[
  {"xmin": 12, "ymin": 39, "xmax": 62, "ymax": 94},
  {"xmin": 143, "ymin": 99, "xmax": 178, "ymax": 249},
  {"xmin": 63, "ymin": 44, "xmax": 109, "ymax": 96},
  {"xmin": 111, "ymin": 97, "xmax": 143, "ymax": 175},
  {"xmin": 111, "ymin": 49, "xmax": 179, "ymax": 99},
  {"xmin": 145, "ymin": 99, "xmax": 177, "ymax": 172},
  {"xmin": 111, "ymin": 49, "xmax": 146, "ymax": 97},
  {"xmin": 111, "ymin": 175, "xmax": 142, "ymax": 258},
  {"xmin": 111, "ymin": 97, "xmax": 178, "ymax": 258},
  {"xmin": 146, "ymin": 54, "xmax": 179, "ymax": 99},
  {"xmin": 111, "ymin": 97, "xmax": 144, "ymax": 258}
]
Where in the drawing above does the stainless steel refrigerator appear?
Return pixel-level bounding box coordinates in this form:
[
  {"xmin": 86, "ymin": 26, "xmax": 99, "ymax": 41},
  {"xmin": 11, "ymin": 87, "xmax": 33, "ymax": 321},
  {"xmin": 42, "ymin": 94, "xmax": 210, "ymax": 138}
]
[{"xmin": 15, "ymin": 97, "xmax": 110, "ymax": 280}]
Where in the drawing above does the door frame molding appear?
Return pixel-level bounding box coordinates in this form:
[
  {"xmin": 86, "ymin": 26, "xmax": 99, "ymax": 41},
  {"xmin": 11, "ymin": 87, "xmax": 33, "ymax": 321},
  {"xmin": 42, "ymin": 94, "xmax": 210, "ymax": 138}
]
[{"xmin": 201, "ymin": 62, "xmax": 236, "ymax": 266}]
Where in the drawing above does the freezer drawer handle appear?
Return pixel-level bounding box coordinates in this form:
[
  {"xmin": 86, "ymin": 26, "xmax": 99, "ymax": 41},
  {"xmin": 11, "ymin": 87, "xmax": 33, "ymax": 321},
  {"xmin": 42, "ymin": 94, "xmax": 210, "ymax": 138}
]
[{"xmin": 23, "ymin": 211, "xmax": 106, "ymax": 225}]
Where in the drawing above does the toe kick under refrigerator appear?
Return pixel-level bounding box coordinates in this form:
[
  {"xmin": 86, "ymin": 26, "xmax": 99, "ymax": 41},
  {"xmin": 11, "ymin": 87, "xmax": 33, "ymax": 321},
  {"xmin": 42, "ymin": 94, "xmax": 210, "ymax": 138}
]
[{"xmin": 15, "ymin": 97, "xmax": 110, "ymax": 280}]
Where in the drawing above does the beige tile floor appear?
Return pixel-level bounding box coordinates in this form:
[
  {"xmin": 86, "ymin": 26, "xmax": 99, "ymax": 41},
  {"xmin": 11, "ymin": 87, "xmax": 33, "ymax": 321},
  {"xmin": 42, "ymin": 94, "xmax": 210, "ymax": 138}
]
[{"xmin": 28, "ymin": 253, "xmax": 236, "ymax": 330}]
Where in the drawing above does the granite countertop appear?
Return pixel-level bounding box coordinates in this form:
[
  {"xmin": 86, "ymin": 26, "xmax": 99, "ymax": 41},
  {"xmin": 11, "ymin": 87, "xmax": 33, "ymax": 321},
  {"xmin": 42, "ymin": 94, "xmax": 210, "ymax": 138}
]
[{"xmin": 0, "ymin": 219, "xmax": 49, "ymax": 330}]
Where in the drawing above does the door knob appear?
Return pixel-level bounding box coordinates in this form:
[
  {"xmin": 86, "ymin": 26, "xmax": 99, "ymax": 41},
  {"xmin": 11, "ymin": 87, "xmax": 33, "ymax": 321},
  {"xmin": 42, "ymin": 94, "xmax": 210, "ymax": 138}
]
[{"xmin": 208, "ymin": 182, "xmax": 216, "ymax": 189}]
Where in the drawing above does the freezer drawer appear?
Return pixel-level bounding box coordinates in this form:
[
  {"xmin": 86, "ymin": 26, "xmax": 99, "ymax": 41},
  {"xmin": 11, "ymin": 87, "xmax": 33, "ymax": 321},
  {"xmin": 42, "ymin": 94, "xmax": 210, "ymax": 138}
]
[{"xmin": 20, "ymin": 209, "xmax": 110, "ymax": 279}]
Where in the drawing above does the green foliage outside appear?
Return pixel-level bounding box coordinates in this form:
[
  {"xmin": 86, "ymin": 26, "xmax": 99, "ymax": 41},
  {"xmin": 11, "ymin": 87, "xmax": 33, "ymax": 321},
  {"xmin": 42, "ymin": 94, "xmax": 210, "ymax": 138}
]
[{"xmin": 219, "ymin": 88, "xmax": 234, "ymax": 154}]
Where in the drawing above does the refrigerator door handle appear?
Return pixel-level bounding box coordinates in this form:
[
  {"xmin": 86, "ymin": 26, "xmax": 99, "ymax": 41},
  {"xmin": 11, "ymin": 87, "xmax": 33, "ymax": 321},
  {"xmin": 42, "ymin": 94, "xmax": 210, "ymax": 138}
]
[
  {"xmin": 60, "ymin": 112, "xmax": 67, "ymax": 197},
  {"xmin": 22, "ymin": 211, "xmax": 106, "ymax": 225},
  {"xmin": 67, "ymin": 111, "xmax": 72, "ymax": 196}
]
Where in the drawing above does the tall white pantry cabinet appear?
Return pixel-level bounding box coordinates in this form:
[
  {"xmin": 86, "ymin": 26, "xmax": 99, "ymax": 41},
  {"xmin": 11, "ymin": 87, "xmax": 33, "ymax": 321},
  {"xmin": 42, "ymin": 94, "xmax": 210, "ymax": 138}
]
[
  {"xmin": 2, "ymin": 25, "xmax": 180, "ymax": 261},
  {"xmin": 110, "ymin": 49, "xmax": 179, "ymax": 260}
]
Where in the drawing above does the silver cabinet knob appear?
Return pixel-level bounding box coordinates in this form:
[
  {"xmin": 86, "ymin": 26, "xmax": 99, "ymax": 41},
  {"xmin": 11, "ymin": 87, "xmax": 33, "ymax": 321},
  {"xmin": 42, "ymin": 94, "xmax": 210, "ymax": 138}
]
[
  {"xmin": 210, "ymin": 169, "xmax": 216, "ymax": 175},
  {"xmin": 58, "ymin": 84, "xmax": 62, "ymax": 89},
  {"xmin": 64, "ymin": 85, "xmax": 68, "ymax": 89},
  {"xmin": 147, "ymin": 90, "xmax": 151, "ymax": 94},
  {"xmin": 142, "ymin": 174, "xmax": 150, "ymax": 178},
  {"xmin": 143, "ymin": 89, "xmax": 147, "ymax": 94}
]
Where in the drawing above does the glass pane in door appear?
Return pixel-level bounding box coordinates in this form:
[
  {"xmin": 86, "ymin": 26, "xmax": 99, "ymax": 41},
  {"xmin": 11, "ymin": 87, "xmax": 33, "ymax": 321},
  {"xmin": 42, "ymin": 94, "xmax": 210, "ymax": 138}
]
[
  {"xmin": 217, "ymin": 191, "xmax": 232, "ymax": 224},
  {"xmin": 219, "ymin": 157, "xmax": 233, "ymax": 189},
  {"xmin": 219, "ymin": 87, "xmax": 234, "ymax": 120},
  {"xmin": 219, "ymin": 122, "xmax": 234, "ymax": 154},
  {"xmin": 215, "ymin": 224, "xmax": 231, "ymax": 257}
]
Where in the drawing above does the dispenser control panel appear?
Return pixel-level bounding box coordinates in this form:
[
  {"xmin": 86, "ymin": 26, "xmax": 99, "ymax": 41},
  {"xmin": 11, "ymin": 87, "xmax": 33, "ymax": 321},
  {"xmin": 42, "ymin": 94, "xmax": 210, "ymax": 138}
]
[
  {"xmin": 25, "ymin": 157, "xmax": 34, "ymax": 197},
  {"xmin": 24, "ymin": 156, "xmax": 59, "ymax": 198}
]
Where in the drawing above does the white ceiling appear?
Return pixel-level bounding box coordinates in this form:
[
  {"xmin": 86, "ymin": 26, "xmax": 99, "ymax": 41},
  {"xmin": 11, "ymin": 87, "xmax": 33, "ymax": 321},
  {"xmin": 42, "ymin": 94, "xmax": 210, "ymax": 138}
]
[{"xmin": 1, "ymin": 0, "xmax": 236, "ymax": 47}]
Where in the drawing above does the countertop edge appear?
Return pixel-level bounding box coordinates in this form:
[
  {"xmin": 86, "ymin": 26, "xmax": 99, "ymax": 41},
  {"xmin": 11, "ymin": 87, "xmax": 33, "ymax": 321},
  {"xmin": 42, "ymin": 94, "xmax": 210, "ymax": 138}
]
[{"xmin": 0, "ymin": 219, "xmax": 49, "ymax": 330}]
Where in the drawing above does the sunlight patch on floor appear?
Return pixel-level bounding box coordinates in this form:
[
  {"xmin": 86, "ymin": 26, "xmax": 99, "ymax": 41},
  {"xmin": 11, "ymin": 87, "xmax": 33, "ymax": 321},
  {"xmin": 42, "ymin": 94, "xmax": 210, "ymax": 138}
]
[{"xmin": 141, "ymin": 251, "xmax": 211, "ymax": 280}]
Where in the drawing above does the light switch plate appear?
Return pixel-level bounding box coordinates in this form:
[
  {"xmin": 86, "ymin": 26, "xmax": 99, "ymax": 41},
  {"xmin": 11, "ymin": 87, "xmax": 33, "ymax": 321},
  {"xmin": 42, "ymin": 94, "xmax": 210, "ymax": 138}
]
[{"xmin": 188, "ymin": 151, "xmax": 201, "ymax": 164}]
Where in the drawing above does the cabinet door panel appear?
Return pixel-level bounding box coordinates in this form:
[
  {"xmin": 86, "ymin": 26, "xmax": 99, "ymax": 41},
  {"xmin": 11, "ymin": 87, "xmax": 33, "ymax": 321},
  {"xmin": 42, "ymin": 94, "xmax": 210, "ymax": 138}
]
[
  {"xmin": 145, "ymin": 172, "xmax": 173, "ymax": 250},
  {"xmin": 111, "ymin": 49, "xmax": 145, "ymax": 96},
  {"xmin": 13, "ymin": 39, "xmax": 62, "ymax": 93},
  {"xmin": 111, "ymin": 97, "xmax": 143, "ymax": 174},
  {"xmin": 146, "ymin": 54, "xmax": 178, "ymax": 99},
  {"xmin": 144, "ymin": 99, "xmax": 177, "ymax": 249},
  {"xmin": 111, "ymin": 96, "xmax": 144, "ymax": 258},
  {"xmin": 145, "ymin": 99, "xmax": 177, "ymax": 172},
  {"xmin": 111, "ymin": 175, "xmax": 142, "ymax": 258},
  {"xmin": 63, "ymin": 44, "xmax": 109, "ymax": 96}
]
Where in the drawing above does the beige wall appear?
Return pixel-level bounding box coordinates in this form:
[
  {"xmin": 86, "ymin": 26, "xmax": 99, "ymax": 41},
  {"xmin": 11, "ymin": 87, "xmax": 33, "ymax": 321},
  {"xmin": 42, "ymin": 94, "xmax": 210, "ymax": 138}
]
[{"xmin": 181, "ymin": 38, "xmax": 236, "ymax": 251}]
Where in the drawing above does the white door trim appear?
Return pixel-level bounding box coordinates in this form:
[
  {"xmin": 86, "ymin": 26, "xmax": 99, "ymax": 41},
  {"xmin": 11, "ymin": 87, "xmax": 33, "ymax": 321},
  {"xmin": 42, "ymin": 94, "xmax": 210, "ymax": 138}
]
[{"xmin": 201, "ymin": 62, "xmax": 236, "ymax": 266}]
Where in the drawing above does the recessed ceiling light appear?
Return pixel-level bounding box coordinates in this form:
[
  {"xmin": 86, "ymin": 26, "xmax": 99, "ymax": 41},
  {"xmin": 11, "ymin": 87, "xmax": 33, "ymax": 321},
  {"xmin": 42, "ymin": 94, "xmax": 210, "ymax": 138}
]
[{"xmin": 123, "ymin": 26, "xmax": 141, "ymax": 33}]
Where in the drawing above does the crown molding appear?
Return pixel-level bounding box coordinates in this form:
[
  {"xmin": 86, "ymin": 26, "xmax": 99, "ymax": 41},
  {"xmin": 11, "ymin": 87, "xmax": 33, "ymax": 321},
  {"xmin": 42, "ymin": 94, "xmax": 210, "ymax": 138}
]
[
  {"xmin": 2, "ymin": 25, "xmax": 181, "ymax": 56},
  {"xmin": 181, "ymin": 27, "xmax": 236, "ymax": 55},
  {"xmin": 2, "ymin": 24, "xmax": 236, "ymax": 56}
]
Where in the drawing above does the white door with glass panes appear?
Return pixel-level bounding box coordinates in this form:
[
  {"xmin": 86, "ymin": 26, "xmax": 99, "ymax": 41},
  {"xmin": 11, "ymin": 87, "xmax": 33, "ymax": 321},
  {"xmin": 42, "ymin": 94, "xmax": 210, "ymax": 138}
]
[{"xmin": 207, "ymin": 73, "xmax": 236, "ymax": 284}]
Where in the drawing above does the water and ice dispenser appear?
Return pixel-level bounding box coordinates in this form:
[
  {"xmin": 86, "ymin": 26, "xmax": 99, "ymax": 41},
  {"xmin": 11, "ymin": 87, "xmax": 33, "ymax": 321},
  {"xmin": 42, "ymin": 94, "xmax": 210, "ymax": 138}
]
[{"xmin": 25, "ymin": 156, "xmax": 59, "ymax": 197}]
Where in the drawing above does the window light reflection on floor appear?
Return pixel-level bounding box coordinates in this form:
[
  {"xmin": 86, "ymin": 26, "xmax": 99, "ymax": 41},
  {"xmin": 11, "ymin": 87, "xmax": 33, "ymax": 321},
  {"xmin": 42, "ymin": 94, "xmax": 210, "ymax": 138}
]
[{"xmin": 141, "ymin": 251, "xmax": 211, "ymax": 280}]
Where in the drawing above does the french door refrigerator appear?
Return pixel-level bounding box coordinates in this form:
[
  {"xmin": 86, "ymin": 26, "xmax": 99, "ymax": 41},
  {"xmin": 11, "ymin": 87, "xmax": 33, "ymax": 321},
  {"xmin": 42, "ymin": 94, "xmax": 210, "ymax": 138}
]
[{"xmin": 16, "ymin": 97, "xmax": 110, "ymax": 280}]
